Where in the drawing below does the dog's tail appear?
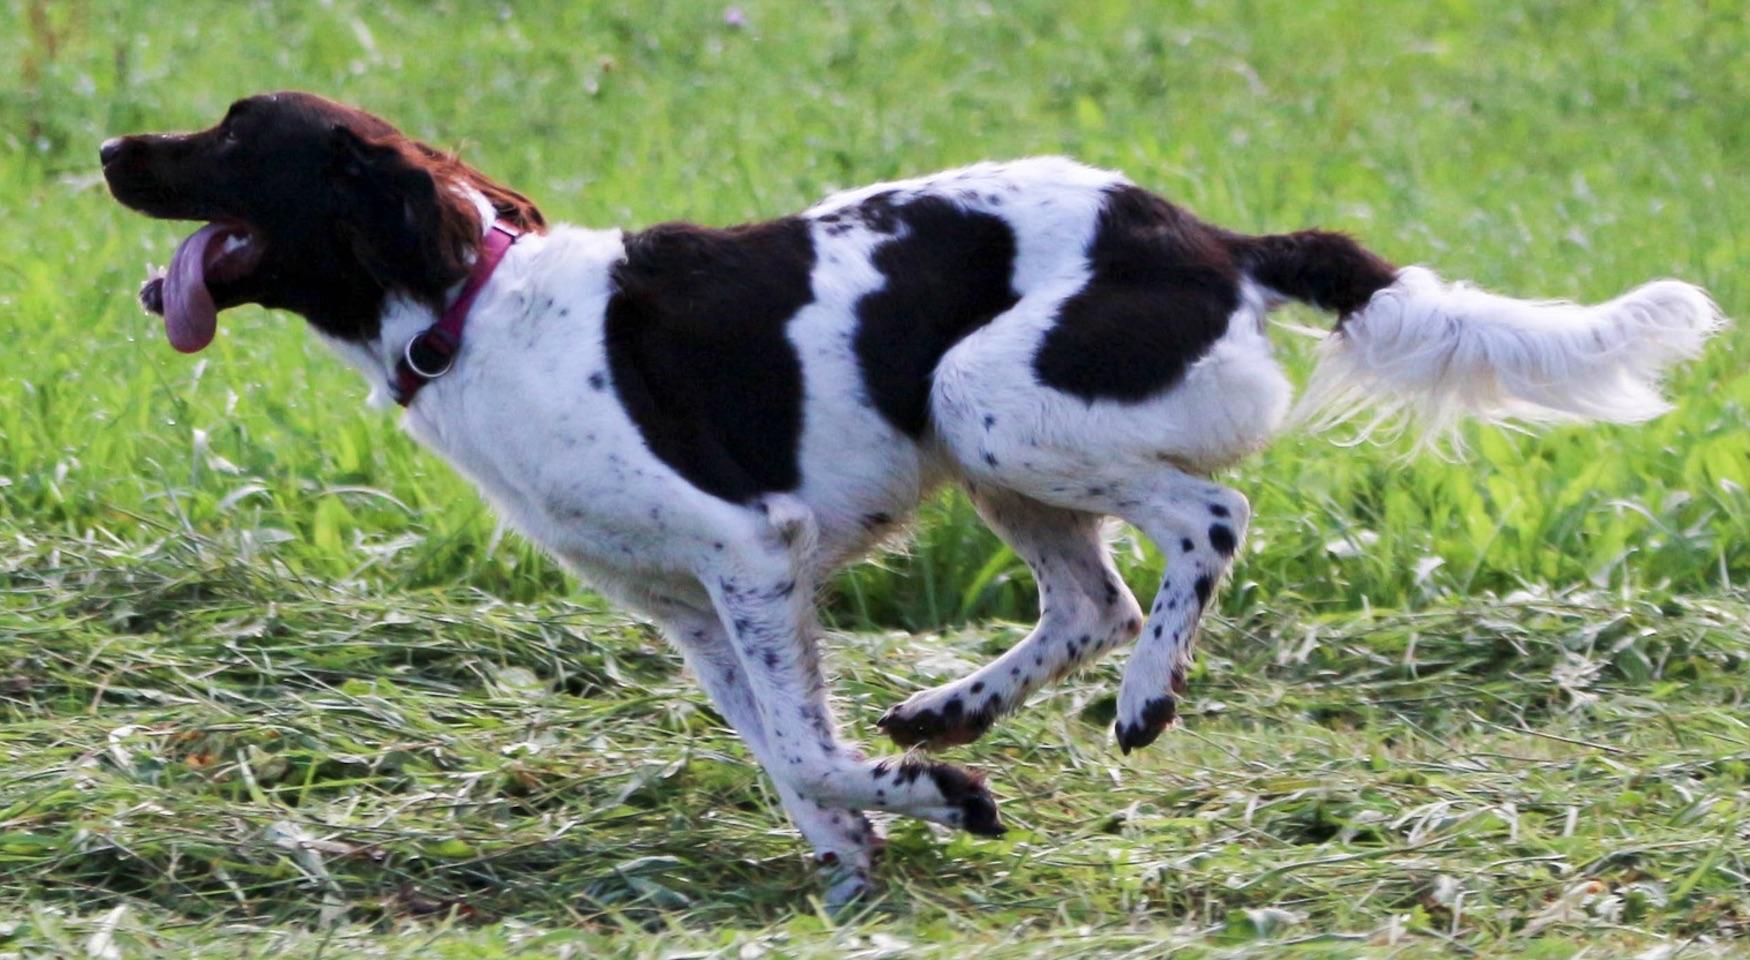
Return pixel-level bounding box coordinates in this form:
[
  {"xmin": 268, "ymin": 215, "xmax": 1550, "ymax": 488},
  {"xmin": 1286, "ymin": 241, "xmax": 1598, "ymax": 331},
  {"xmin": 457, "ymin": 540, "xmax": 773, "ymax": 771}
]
[{"xmin": 1230, "ymin": 230, "xmax": 1726, "ymax": 446}]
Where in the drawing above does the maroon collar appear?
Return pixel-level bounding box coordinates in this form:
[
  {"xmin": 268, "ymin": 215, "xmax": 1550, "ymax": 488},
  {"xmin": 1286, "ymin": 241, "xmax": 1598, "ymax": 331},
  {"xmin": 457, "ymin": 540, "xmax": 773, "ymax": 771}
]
[{"xmin": 392, "ymin": 221, "xmax": 521, "ymax": 406}]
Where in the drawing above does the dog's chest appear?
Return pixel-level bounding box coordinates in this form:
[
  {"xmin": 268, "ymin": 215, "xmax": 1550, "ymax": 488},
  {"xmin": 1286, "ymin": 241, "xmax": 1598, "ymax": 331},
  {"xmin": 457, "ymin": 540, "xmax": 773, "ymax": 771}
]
[{"xmin": 396, "ymin": 234, "xmax": 725, "ymax": 576}]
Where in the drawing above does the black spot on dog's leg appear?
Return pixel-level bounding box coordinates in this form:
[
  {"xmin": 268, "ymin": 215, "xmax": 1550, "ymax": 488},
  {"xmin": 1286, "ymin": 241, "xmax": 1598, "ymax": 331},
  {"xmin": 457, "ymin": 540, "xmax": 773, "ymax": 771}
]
[
  {"xmin": 1115, "ymin": 695, "xmax": 1177, "ymax": 754},
  {"xmin": 879, "ymin": 685, "xmax": 1003, "ymax": 749},
  {"xmin": 1193, "ymin": 575, "xmax": 1213, "ymax": 608},
  {"xmin": 925, "ymin": 764, "xmax": 1004, "ymax": 837},
  {"xmin": 1208, "ymin": 523, "xmax": 1235, "ymax": 557},
  {"xmin": 876, "ymin": 703, "xmax": 940, "ymax": 748}
]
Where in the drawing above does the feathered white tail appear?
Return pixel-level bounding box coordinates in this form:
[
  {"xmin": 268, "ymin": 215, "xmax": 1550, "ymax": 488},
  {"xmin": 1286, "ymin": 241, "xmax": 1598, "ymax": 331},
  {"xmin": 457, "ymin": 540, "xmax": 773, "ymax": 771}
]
[{"xmin": 1291, "ymin": 266, "xmax": 1727, "ymax": 446}]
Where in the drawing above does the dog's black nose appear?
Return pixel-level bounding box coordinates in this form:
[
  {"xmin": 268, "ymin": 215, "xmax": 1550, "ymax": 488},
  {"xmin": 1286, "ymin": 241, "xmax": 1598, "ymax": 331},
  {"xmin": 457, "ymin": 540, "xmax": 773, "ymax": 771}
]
[{"xmin": 99, "ymin": 137, "xmax": 125, "ymax": 166}]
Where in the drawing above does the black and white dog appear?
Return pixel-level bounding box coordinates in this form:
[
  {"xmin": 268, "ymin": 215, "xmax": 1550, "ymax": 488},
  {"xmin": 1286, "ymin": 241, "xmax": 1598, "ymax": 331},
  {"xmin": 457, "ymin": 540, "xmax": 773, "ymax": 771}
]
[{"xmin": 102, "ymin": 92, "xmax": 1723, "ymax": 901}]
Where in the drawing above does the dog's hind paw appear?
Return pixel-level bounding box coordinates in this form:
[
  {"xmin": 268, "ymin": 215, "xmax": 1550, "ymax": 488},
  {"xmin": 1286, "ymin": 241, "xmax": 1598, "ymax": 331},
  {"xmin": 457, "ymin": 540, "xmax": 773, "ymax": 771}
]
[
  {"xmin": 1114, "ymin": 694, "xmax": 1178, "ymax": 754},
  {"xmin": 877, "ymin": 685, "xmax": 1001, "ymax": 750}
]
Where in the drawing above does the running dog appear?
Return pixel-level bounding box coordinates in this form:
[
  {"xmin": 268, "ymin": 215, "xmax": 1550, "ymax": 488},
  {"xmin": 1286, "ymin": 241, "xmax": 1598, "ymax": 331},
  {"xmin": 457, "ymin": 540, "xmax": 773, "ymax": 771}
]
[{"xmin": 101, "ymin": 92, "xmax": 1724, "ymax": 901}]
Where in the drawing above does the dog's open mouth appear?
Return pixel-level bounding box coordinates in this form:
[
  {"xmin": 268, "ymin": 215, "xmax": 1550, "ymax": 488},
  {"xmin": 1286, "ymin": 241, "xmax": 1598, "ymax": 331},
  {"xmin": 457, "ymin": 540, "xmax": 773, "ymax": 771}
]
[{"xmin": 139, "ymin": 223, "xmax": 264, "ymax": 353}]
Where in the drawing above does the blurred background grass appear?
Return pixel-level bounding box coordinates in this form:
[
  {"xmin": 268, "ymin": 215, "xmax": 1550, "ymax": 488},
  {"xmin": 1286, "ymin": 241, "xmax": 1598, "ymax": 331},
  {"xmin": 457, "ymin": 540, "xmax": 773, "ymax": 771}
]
[
  {"xmin": 1, "ymin": 1, "xmax": 1746, "ymax": 956},
  {"xmin": 3, "ymin": 0, "xmax": 1744, "ymax": 629}
]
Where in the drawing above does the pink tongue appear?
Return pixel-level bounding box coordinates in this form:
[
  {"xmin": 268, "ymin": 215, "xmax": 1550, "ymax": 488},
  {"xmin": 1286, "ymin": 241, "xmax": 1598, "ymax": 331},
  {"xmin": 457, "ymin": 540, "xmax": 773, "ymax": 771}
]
[{"xmin": 163, "ymin": 223, "xmax": 231, "ymax": 353}]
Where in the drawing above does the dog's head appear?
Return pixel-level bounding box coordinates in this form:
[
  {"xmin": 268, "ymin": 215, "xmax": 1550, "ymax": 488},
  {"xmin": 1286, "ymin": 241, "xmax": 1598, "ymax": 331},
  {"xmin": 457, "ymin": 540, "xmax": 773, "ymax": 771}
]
[{"xmin": 101, "ymin": 91, "xmax": 543, "ymax": 351}]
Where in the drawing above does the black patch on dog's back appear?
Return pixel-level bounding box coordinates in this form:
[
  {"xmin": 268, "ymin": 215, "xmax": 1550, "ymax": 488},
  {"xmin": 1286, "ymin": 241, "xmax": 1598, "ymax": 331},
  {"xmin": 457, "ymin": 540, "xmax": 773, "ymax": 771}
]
[
  {"xmin": 1033, "ymin": 185, "xmax": 1240, "ymax": 402},
  {"xmin": 851, "ymin": 196, "xmax": 1019, "ymax": 436},
  {"xmin": 605, "ymin": 218, "xmax": 815, "ymax": 503}
]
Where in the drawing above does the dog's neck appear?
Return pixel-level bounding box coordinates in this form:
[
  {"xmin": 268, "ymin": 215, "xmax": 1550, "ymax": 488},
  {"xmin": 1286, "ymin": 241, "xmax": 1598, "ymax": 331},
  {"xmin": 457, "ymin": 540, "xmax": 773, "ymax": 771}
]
[
  {"xmin": 316, "ymin": 203, "xmax": 625, "ymax": 419},
  {"xmin": 319, "ymin": 189, "xmax": 504, "ymax": 408}
]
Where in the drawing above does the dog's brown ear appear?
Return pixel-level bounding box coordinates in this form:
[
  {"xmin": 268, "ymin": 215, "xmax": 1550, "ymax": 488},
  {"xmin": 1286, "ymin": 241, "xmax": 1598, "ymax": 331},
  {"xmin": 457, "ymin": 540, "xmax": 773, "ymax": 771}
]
[
  {"xmin": 328, "ymin": 125, "xmax": 478, "ymax": 307},
  {"xmin": 407, "ymin": 140, "xmax": 546, "ymax": 234}
]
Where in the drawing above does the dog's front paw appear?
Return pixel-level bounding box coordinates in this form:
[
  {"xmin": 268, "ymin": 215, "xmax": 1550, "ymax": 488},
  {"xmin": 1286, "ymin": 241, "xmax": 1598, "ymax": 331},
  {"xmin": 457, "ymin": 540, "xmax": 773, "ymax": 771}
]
[
  {"xmin": 877, "ymin": 684, "xmax": 1000, "ymax": 749},
  {"xmin": 923, "ymin": 763, "xmax": 1005, "ymax": 837},
  {"xmin": 817, "ymin": 852, "xmax": 875, "ymax": 910}
]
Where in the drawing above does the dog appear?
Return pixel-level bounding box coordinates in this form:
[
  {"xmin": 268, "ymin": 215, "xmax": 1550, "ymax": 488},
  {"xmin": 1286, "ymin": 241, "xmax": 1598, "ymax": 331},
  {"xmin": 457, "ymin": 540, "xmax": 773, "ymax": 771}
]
[{"xmin": 101, "ymin": 92, "xmax": 1724, "ymax": 902}]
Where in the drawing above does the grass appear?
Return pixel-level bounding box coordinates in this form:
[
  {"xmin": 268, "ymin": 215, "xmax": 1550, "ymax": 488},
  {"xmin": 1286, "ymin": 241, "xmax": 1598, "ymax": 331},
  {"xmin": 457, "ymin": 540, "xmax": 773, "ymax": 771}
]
[
  {"xmin": 4, "ymin": 532, "xmax": 1747, "ymax": 957},
  {"xmin": 1, "ymin": 0, "xmax": 1746, "ymax": 955}
]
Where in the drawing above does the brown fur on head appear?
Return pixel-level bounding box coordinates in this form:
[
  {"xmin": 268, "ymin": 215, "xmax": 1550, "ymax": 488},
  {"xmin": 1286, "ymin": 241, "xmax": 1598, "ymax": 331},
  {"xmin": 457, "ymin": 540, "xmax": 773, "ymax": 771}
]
[{"xmin": 101, "ymin": 91, "xmax": 544, "ymax": 343}]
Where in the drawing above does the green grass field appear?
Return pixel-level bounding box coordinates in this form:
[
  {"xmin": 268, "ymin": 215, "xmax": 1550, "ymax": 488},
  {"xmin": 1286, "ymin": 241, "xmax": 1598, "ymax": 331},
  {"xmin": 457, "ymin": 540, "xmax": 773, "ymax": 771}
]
[{"xmin": 3, "ymin": 0, "xmax": 1746, "ymax": 956}]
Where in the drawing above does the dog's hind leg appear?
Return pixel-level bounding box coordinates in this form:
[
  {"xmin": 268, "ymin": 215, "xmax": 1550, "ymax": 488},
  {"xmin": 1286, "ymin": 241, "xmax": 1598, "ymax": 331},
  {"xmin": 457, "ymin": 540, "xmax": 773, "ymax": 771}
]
[
  {"xmin": 1096, "ymin": 476, "xmax": 1249, "ymax": 753},
  {"xmin": 878, "ymin": 487, "xmax": 1142, "ymax": 749},
  {"xmin": 968, "ymin": 471, "xmax": 1248, "ymax": 754},
  {"xmin": 934, "ymin": 406, "xmax": 1251, "ymax": 754},
  {"xmin": 927, "ymin": 284, "xmax": 1275, "ymax": 754},
  {"xmin": 657, "ymin": 606, "xmax": 880, "ymax": 906},
  {"xmin": 701, "ymin": 495, "xmax": 1004, "ymax": 836}
]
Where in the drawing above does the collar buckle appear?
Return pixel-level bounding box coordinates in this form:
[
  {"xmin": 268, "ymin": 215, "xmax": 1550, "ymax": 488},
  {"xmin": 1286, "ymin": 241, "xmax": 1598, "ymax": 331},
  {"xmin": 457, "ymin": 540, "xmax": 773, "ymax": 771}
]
[{"xmin": 402, "ymin": 328, "xmax": 457, "ymax": 379}]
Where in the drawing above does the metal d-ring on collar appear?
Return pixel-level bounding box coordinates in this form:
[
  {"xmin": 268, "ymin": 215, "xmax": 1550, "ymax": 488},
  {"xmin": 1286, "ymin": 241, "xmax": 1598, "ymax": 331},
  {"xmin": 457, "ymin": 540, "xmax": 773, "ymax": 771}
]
[{"xmin": 402, "ymin": 327, "xmax": 457, "ymax": 379}]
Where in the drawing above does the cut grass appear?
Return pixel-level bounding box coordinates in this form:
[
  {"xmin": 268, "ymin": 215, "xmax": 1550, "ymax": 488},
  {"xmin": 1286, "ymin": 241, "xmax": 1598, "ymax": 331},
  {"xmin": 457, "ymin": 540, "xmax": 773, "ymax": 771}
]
[
  {"xmin": 2, "ymin": 0, "xmax": 1747, "ymax": 955},
  {"xmin": 3, "ymin": 532, "xmax": 1748, "ymax": 957}
]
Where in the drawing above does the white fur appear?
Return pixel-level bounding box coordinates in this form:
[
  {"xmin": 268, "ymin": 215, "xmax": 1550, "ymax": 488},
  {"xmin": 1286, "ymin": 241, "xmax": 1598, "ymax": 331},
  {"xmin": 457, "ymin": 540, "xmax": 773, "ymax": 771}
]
[{"xmin": 1294, "ymin": 266, "xmax": 1727, "ymax": 446}]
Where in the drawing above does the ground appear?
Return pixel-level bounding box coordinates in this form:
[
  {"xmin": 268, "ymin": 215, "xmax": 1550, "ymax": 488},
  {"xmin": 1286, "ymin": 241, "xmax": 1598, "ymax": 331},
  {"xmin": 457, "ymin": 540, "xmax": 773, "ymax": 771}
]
[{"xmin": 1, "ymin": 1, "xmax": 1746, "ymax": 957}]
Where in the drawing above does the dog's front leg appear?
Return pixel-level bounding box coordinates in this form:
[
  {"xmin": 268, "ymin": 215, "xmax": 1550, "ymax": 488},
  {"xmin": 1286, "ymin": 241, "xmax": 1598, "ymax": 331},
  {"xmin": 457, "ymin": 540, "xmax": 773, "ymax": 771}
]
[
  {"xmin": 703, "ymin": 497, "xmax": 1004, "ymax": 837},
  {"xmin": 657, "ymin": 608, "xmax": 881, "ymax": 906}
]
